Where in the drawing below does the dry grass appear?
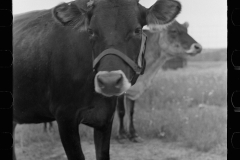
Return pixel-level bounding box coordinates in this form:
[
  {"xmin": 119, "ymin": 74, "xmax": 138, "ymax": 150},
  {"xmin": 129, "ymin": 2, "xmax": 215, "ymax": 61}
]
[
  {"xmin": 15, "ymin": 61, "xmax": 227, "ymax": 154},
  {"xmin": 182, "ymin": 106, "xmax": 226, "ymax": 152},
  {"xmin": 129, "ymin": 61, "xmax": 227, "ymax": 152}
]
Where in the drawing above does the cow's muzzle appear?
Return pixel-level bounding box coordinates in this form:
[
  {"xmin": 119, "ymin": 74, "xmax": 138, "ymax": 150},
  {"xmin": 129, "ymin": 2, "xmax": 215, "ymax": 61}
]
[
  {"xmin": 186, "ymin": 43, "xmax": 202, "ymax": 55},
  {"xmin": 94, "ymin": 71, "xmax": 131, "ymax": 97}
]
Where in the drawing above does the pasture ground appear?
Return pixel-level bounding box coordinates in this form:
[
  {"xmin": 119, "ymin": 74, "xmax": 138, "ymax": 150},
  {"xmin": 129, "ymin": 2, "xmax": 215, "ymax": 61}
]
[{"xmin": 15, "ymin": 61, "xmax": 227, "ymax": 160}]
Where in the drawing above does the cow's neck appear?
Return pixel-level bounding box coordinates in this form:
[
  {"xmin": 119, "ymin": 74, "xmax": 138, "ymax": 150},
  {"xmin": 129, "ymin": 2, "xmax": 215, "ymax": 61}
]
[
  {"xmin": 126, "ymin": 50, "xmax": 168, "ymax": 100},
  {"xmin": 140, "ymin": 52, "xmax": 167, "ymax": 85},
  {"xmin": 126, "ymin": 31, "xmax": 171, "ymax": 100},
  {"xmin": 138, "ymin": 31, "xmax": 172, "ymax": 88}
]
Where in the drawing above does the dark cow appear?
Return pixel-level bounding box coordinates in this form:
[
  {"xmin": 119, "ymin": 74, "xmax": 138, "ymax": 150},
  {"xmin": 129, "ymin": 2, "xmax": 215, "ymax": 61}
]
[
  {"xmin": 116, "ymin": 21, "xmax": 202, "ymax": 142},
  {"xmin": 13, "ymin": 0, "xmax": 181, "ymax": 159}
]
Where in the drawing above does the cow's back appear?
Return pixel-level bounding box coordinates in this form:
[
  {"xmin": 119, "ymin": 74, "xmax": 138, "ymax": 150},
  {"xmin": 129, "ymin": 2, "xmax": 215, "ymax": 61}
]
[{"xmin": 13, "ymin": 10, "xmax": 55, "ymax": 75}]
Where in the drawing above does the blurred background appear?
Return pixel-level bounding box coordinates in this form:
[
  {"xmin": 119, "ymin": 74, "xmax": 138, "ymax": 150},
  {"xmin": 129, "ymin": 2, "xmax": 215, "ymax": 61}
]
[{"xmin": 13, "ymin": 0, "xmax": 227, "ymax": 160}]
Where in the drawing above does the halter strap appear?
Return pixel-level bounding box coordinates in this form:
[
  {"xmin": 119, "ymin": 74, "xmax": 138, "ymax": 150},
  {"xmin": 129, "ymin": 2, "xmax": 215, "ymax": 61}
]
[
  {"xmin": 93, "ymin": 48, "xmax": 142, "ymax": 74},
  {"xmin": 92, "ymin": 32, "xmax": 147, "ymax": 84}
]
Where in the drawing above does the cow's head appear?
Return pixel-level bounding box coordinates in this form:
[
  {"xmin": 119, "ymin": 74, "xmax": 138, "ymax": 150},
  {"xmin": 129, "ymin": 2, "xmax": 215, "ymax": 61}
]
[
  {"xmin": 52, "ymin": 0, "xmax": 181, "ymax": 97},
  {"xmin": 148, "ymin": 20, "xmax": 202, "ymax": 59}
]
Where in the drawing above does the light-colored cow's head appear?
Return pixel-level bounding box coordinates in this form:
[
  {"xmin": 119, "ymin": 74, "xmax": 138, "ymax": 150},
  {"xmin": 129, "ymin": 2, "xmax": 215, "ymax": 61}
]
[{"xmin": 144, "ymin": 20, "xmax": 202, "ymax": 65}]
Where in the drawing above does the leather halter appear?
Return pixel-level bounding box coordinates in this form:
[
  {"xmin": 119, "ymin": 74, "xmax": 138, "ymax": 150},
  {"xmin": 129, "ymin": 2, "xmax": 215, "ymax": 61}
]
[{"xmin": 92, "ymin": 32, "xmax": 147, "ymax": 84}]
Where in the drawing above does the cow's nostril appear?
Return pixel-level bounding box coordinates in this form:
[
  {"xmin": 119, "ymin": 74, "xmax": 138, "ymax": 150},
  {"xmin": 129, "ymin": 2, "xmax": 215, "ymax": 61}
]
[
  {"xmin": 115, "ymin": 75, "xmax": 123, "ymax": 87},
  {"xmin": 194, "ymin": 43, "xmax": 202, "ymax": 51},
  {"xmin": 97, "ymin": 76, "xmax": 105, "ymax": 88}
]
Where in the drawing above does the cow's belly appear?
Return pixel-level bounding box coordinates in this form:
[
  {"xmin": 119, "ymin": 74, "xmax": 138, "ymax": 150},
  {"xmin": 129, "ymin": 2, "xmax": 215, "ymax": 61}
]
[
  {"xmin": 13, "ymin": 105, "xmax": 55, "ymax": 124},
  {"xmin": 13, "ymin": 114, "xmax": 55, "ymax": 124},
  {"xmin": 13, "ymin": 92, "xmax": 54, "ymax": 124}
]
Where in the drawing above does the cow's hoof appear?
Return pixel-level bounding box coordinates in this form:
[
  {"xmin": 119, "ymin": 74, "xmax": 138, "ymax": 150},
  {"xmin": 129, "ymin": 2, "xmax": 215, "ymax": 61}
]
[
  {"xmin": 116, "ymin": 136, "xmax": 128, "ymax": 144},
  {"xmin": 129, "ymin": 135, "xmax": 143, "ymax": 143},
  {"xmin": 116, "ymin": 138, "xmax": 128, "ymax": 144},
  {"xmin": 116, "ymin": 134, "xmax": 128, "ymax": 143}
]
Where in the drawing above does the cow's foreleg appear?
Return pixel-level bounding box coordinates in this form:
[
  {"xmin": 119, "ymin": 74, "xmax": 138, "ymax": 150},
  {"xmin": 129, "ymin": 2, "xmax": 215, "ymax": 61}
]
[
  {"xmin": 116, "ymin": 95, "xmax": 128, "ymax": 141},
  {"xmin": 80, "ymin": 95, "xmax": 117, "ymax": 160},
  {"xmin": 56, "ymin": 112, "xmax": 85, "ymax": 160},
  {"xmin": 94, "ymin": 119, "xmax": 113, "ymax": 160},
  {"xmin": 86, "ymin": 96, "xmax": 116, "ymax": 160},
  {"xmin": 126, "ymin": 98, "xmax": 143, "ymax": 142}
]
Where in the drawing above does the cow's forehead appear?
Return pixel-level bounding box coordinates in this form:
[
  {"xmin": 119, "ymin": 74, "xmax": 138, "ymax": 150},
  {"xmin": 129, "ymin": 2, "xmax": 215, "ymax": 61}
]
[
  {"xmin": 91, "ymin": 4, "xmax": 140, "ymax": 34},
  {"xmin": 94, "ymin": 0, "xmax": 137, "ymax": 7}
]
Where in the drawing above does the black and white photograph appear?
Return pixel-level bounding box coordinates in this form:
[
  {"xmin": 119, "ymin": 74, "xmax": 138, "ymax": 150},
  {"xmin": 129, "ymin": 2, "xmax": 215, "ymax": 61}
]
[{"xmin": 13, "ymin": 0, "xmax": 227, "ymax": 160}]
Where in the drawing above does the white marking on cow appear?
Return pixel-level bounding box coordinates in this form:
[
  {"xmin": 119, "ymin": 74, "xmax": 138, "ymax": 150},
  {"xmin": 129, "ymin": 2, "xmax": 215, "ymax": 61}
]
[
  {"xmin": 186, "ymin": 43, "xmax": 202, "ymax": 54},
  {"xmin": 147, "ymin": 20, "xmax": 175, "ymax": 32},
  {"xmin": 94, "ymin": 70, "xmax": 131, "ymax": 97}
]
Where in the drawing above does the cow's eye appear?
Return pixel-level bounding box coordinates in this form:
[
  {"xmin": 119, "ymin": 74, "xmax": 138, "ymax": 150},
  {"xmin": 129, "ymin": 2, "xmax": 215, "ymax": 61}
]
[
  {"xmin": 134, "ymin": 28, "xmax": 142, "ymax": 34},
  {"xmin": 170, "ymin": 29, "xmax": 178, "ymax": 34},
  {"xmin": 87, "ymin": 28, "xmax": 94, "ymax": 36}
]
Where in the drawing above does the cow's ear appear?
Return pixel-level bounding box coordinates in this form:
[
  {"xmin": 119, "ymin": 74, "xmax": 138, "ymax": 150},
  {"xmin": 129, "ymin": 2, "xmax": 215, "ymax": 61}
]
[
  {"xmin": 52, "ymin": 2, "xmax": 89, "ymax": 31},
  {"xmin": 183, "ymin": 22, "xmax": 189, "ymax": 28},
  {"xmin": 146, "ymin": 0, "xmax": 181, "ymax": 26}
]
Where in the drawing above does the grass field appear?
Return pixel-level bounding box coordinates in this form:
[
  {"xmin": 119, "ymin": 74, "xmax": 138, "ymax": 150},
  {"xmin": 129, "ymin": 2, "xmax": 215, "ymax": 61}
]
[
  {"xmin": 15, "ymin": 61, "xmax": 227, "ymax": 158},
  {"xmin": 131, "ymin": 61, "xmax": 227, "ymax": 152}
]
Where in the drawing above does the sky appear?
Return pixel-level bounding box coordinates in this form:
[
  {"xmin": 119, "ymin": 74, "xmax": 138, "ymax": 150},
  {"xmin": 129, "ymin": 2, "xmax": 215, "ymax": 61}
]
[{"xmin": 13, "ymin": 0, "xmax": 227, "ymax": 48}]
